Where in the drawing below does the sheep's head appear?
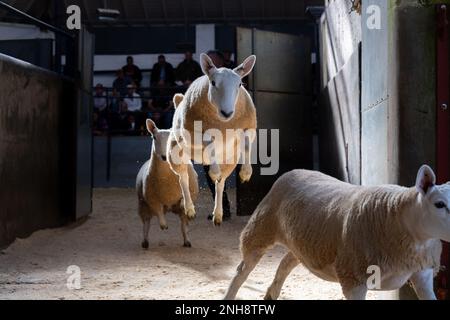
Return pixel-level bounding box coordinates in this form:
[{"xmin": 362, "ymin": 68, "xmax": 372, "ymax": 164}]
[
  {"xmin": 410, "ymin": 165, "xmax": 450, "ymax": 242},
  {"xmin": 200, "ymin": 53, "xmax": 256, "ymax": 121},
  {"xmin": 146, "ymin": 119, "xmax": 170, "ymax": 161}
]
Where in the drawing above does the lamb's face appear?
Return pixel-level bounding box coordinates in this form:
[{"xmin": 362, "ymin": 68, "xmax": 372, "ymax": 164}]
[
  {"xmin": 413, "ymin": 165, "xmax": 450, "ymax": 242},
  {"xmin": 146, "ymin": 119, "xmax": 170, "ymax": 161},
  {"xmin": 200, "ymin": 53, "xmax": 256, "ymax": 121}
]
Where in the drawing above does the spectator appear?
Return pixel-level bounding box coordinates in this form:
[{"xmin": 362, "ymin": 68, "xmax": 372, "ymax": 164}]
[
  {"xmin": 123, "ymin": 84, "xmax": 142, "ymax": 112},
  {"xmin": 109, "ymin": 88, "xmax": 121, "ymax": 114},
  {"xmin": 148, "ymin": 87, "xmax": 175, "ymax": 129},
  {"xmin": 151, "ymin": 55, "xmax": 176, "ymax": 87},
  {"xmin": 93, "ymin": 83, "xmax": 107, "ymax": 113},
  {"xmin": 223, "ymin": 50, "xmax": 236, "ymax": 69},
  {"xmin": 113, "ymin": 69, "xmax": 132, "ymax": 96},
  {"xmin": 122, "ymin": 56, "xmax": 143, "ymax": 88},
  {"xmin": 206, "ymin": 50, "xmax": 225, "ymax": 68},
  {"xmin": 176, "ymin": 50, "xmax": 202, "ymax": 87}
]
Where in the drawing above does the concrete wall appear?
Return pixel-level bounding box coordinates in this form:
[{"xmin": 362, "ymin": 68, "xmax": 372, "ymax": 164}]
[
  {"xmin": 0, "ymin": 54, "xmax": 73, "ymax": 248},
  {"xmin": 361, "ymin": 0, "xmax": 437, "ymax": 187},
  {"xmin": 319, "ymin": 0, "xmax": 362, "ymax": 184}
]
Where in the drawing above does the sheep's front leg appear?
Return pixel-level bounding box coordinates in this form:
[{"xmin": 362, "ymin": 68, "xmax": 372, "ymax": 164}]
[
  {"xmin": 168, "ymin": 137, "xmax": 196, "ymax": 220},
  {"xmin": 409, "ymin": 269, "xmax": 436, "ymax": 300},
  {"xmin": 212, "ymin": 178, "xmax": 226, "ymax": 226},
  {"xmin": 239, "ymin": 129, "xmax": 256, "ymax": 183},
  {"xmin": 179, "ymin": 171, "xmax": 196, "ymax": 220}
]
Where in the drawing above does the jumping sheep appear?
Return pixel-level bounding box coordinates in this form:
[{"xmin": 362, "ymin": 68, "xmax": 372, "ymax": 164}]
[
  {"xmin": 224, "ymin": 165, "xmax": 449, "ymax": 300},
  {"xmin": 168, "ymin": 53, "xmax": 257, "ymax": 226},
  {"xmin": 136, "ymin": 113, "xmax": 199, "ymax": 249}
]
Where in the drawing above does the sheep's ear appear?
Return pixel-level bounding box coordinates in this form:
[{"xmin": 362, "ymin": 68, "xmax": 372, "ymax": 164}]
[
  {"xmin": 200, "ymin": 53, "xmax": 217, "ymax": 77},
  {"xmin": 146, "ymin": 119, "xmax": 158, "ymax": 136},
  {"xmin": 173, "ymin": 93, "xmax": 184, "ymax": 109},
  {"xmin": 416, "ymin": 165, "xmax": 436, "ymax": 196},
  {"xmin": 234, "ymin": 55, "xmax": 256, "ymax": 78}
]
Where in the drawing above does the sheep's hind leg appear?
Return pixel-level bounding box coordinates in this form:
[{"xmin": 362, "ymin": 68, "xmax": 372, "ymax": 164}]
[
  {"xmin": 179, "ymin": 213, "xmax": 192, "ymax": 247},
  {"xmin": 264, "ymin": 252, "xmax": 299, "ymax": 300},
  {"xmin": 139, "ymin": 202, "xmax": 152, "ymax": 249},
  {"xmin": 141, "ymin": 219, "xmax": 151, "ymax": 249},
  {"xmin": 223, "ymin": 250, "xmax": 265, "ymax": 300}
]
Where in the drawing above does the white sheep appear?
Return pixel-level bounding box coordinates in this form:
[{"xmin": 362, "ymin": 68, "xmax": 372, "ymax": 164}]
[
  {"xmin": 224, "ymin": 165, "xmax": 449, "ymax": 300},
  {"xmin": 167, "ymin": 53, "xmax": 257, "ymax": 226},
  {"xmin": 136, "ymin": 114, "xmax": 199, "ymax": 249}
]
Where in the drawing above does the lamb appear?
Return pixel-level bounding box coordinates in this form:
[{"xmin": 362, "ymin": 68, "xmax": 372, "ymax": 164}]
[
  {"xmin": 167, "ymin": 53, "xmax": 257, "ymax": 226},
  {"xmin": 224, "ymin": 165, "xmax": 450, "ymax": 300},
  {"xmin": 136, "ymin": 115, "xmax": 199, "ymax": 249}
]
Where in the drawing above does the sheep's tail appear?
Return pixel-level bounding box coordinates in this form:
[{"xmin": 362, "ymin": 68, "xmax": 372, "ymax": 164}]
[
  {"xmin": 239, "ymin": 192, "xmax": 279, "ymax": 257},
  {"xmin": 173, "ymin": 94, "xmax": 184, "ymax": 108}
]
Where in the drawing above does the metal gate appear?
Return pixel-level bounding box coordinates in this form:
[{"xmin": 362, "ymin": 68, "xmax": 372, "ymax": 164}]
[
  {"xmin": 74, "ymin": 26, "xmax": 94, "ymax": 220},
  {"xmin": 236, "ymin": 27, "xmax": 313, "ymax": 216}
]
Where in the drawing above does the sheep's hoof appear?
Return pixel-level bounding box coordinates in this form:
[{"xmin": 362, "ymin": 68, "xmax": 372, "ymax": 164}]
[
  {"xmin": 239, "ymin": 168, "xmax": 252, "ymax": 183},
  {"xmin": 183, "ymin": 241, "xmax": 192, "ymax": 248},
  {"xmin": 160, "ymin": 224, "xmax": 169, "ymax": 230},
  {"xmin": 213, "ymin": 215, "xmax": 222, "ymax": 226},
  {"xmin": 263, "ymin": 293, "xmax": 274, "ymax": 300},
  {"xmin": 141, "ymin": 240, "xmax": 149, "ymax": 249},
  {"xmin": 185, "ymin": 206, "xmax": 196, "ymax": 220}
]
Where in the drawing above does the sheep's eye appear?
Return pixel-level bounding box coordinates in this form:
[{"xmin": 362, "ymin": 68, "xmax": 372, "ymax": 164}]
[
  {"xmin": 435, "ymin": 201, "xmax": 447, "ymax": 209},
  {"xmin": 211, "ymin": 80, "xmax": 216, "ymax": 87}
]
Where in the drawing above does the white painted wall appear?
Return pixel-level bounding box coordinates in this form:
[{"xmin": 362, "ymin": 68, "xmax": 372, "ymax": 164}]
[{"xmin": 195, "ymin": 24, "xmax": 215, "ymax": 61}]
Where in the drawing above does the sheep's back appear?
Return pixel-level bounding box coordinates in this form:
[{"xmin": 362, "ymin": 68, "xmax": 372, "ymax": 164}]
[{"xmin": 276, "ymin": 170, "xmax": 354, "ymax": 268}]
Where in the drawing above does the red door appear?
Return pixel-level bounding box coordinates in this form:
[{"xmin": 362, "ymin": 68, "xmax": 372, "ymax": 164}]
[{"xmin": 436, "ymin": 3, "xmax": 450, "ymax": 300}]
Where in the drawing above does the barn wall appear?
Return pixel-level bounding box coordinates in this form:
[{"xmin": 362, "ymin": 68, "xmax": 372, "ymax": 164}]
[
  {"xmin": 361, "ymin": 0, "xmax": 436, "ymax": 187},
  {"xmin": 319, "ymin": 0, "xmax": 362, "ymax": 184},
  {"xmin": 0, "ymin": 54, "xmax": 74, "ymax": 248}
]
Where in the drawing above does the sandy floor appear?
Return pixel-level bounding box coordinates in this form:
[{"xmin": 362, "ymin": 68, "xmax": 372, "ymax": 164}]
[{"xmin": 0, "ymin": 188, "xmax": 382, "ymax": 300}]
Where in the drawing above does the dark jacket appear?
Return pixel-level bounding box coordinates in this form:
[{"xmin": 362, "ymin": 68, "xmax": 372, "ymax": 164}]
[
  {"xmin": 176, "ymin": 59, "xmax": 203, "ymax": 83},
  {"xmin": 151, "ymin": 62, "xmax": 175, "ymax": 86},
  {"xmin": 122, "ymin": 64, "xmax": 143, "ymax": 86}
]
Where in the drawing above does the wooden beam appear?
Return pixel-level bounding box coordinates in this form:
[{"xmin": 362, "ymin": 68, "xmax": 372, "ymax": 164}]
[
  {"xmin": 140, "ymin": 0, "xmax": 150, "ymax": 23},
  {"xmin": 0, "ymin": 0, "xmax": 17, "ymax": 18},
  {"xmin": 200, "ymin": 0, "xmax": 206, "ymax": 19},
  {"xmin": 161, "ymin": 0, "xmax": 168, "ymax": 22},
  {"xmin": 221, "ymin": 0, "xmax": 226, "ymax": 19},
  {"xmin": 119, "ymin": 0, "xmax": 129, "ymax": 25},
  {"xmin": 240, "ymin": 0, "xmax": 245, "ymax": 19}
]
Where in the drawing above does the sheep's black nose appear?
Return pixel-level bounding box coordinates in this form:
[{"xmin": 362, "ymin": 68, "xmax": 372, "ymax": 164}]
[
  {"xmin": 161, "ymin": 155, "xmax": 167, "ymax": 161},
  {"xmin": 221, "ymin": 110, "xmax": 233, "ymax": 119}
]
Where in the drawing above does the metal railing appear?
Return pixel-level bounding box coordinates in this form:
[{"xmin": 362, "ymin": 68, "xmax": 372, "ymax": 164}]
[{"xmin": 0, "ymin": 1, "xmax": 76, "ymax": 77}]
